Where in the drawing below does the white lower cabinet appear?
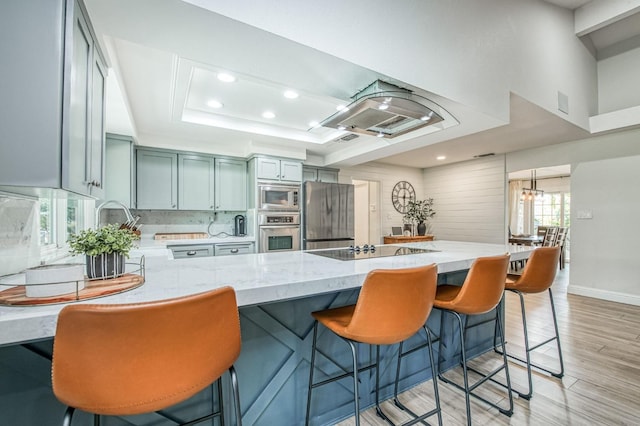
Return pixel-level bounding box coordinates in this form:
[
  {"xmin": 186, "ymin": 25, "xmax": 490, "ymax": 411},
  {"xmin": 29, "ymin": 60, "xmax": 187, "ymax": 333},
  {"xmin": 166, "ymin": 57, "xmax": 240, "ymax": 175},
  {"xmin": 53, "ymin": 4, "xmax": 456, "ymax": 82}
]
[{"xmin": 214, "ymin": 242, "xmax": 255, "ymax": 256}]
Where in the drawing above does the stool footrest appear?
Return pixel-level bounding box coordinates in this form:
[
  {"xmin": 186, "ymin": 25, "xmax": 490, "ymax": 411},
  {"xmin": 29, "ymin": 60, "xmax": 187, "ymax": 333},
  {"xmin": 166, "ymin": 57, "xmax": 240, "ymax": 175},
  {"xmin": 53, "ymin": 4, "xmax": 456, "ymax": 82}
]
[{"xmin": 438, "ymin": 372, "xmax": 513, "ymax": 417}]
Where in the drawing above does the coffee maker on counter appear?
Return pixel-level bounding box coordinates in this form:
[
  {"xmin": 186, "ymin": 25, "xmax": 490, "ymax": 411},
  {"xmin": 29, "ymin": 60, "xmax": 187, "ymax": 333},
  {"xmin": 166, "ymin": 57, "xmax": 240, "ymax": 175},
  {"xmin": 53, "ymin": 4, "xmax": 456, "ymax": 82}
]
[{"xmin": 234, "ymin": 215, "xmax": 246, "ymax": 236}]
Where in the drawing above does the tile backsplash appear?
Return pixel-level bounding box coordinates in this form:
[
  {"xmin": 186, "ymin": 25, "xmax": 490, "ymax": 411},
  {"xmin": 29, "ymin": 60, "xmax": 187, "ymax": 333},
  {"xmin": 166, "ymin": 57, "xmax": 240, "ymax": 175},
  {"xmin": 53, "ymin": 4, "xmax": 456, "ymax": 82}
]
[
  {"xmin": 0, "ymin": 195, "xmax": 40, "ymax": 276},
  {"xmin": 103, "ymin": 209, "xmax": 243, "ymax": 239}
]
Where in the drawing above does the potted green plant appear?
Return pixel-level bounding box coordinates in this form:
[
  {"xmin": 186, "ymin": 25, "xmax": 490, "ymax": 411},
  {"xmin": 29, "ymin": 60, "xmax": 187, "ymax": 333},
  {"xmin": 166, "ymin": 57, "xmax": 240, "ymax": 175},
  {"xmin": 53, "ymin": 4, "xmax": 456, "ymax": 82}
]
[
  {"xmin": 404, "ymin": 198, "xmax": 436, "ymax": 236},
  {"xmin": 68, "ymin": 224, "xmax": 139, "ymax": 279}
]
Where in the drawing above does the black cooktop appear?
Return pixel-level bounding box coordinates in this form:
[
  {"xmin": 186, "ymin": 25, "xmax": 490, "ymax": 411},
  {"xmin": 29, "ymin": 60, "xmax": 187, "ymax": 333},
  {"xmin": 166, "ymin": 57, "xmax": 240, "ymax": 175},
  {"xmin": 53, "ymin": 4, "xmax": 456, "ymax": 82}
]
[{"xmin": 308, "ymin": 245, "xmax": 438, "ymax": 261}]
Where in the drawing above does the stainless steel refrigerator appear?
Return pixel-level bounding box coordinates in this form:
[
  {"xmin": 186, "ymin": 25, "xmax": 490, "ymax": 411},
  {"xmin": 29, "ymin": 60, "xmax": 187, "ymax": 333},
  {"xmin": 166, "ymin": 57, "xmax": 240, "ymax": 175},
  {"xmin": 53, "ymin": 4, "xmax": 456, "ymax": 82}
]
[{"xmin": 303, "ymin": 181, "xmax": 354, "ymax": 250}]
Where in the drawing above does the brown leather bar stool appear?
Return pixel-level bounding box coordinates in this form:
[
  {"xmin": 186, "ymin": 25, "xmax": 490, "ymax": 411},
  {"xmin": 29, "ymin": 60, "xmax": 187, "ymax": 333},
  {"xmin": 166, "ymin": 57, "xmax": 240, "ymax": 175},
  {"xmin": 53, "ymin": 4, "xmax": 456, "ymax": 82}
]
[
  {"xmin": 305, "ymin": 264, "xmax": 442, "ymax": 426},
  {"xmin": 51, "ymin": 287, "xmax": 242, "ymax": 426},
  {"xmin": 434, "ymin": 254, "xmax": 513, "ymax": 425},
  {"xmin": 498, "ymin": 246, "xmax": 564, "ymax": 400}
]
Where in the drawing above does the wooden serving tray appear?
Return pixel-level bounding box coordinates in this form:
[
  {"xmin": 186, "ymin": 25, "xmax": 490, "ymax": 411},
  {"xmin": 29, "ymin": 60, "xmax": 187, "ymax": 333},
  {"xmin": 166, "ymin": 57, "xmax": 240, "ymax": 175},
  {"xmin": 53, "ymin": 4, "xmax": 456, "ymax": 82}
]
[
  {"xmin": 0, "ymin": 273, "xmax": 145, "ymax": 306},
  {"xmin": 154, "ymin": 232, "xmax": 209, "ymax": 240}
]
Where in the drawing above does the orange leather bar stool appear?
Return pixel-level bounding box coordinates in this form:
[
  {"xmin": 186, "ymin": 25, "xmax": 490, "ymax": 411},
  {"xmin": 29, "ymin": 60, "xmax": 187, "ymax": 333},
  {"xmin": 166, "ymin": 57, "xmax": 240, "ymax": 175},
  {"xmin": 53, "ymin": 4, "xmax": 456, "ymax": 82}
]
[
  {"xmin": 51, "ymin": 287, "xmax": 242, "ymax": 426},
  {"xmin": 498, "ymin": 246, "xmax": 564, "ymax": 399},
  {"xmin": 305, "ymin": 264, "xmax": 442, "ymax": 426},
  {"xmin": 434, "ymin": 254, "xmax": 513, "ymax": 425}
]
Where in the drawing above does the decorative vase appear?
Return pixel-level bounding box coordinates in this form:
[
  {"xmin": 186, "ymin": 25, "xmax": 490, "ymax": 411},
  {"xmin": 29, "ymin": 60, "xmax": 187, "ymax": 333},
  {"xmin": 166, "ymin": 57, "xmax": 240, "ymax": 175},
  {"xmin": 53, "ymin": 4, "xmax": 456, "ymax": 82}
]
[
  {"xmin": 417, "ymin": 221, "xmax": 427, "ymax": 236},
  {"xmin": 86, "ymin": 253, "xmax": 125, "ymax": 279}
]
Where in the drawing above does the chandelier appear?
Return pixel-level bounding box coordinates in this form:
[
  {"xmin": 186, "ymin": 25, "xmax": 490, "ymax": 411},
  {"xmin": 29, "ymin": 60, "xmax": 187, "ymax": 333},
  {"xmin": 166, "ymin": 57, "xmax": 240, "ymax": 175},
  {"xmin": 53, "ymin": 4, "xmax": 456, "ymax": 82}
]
[{"xmin": 520, "ymin": 169, "xmax": 544, "ymax": 201}]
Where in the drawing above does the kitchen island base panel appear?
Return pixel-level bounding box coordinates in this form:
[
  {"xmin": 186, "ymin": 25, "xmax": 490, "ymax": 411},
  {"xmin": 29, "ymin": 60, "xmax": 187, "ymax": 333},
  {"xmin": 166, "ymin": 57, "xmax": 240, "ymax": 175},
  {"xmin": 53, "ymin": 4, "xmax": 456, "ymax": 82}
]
[{"xmin": 0, "ymin": 270, "xmax": 501, "ymax": 425}]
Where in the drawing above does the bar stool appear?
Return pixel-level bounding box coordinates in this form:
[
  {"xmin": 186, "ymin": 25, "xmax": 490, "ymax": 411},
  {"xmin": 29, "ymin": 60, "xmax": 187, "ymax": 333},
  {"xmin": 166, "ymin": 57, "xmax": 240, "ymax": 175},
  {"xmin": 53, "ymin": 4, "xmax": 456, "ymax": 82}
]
[
  {"xmin": 51, "ymin": 287, "xmax": 242, "ymax": 426},
  {"xmin": 434, "ymin": 254, "xmax": 512, "ymax": 425},
  {"xmin": 499, "ymin": 246, "xmax": 564, "ymax": 399},
  {"xmin": 305, "ymin": 264, "xmax": 441, "ymax": 426}
]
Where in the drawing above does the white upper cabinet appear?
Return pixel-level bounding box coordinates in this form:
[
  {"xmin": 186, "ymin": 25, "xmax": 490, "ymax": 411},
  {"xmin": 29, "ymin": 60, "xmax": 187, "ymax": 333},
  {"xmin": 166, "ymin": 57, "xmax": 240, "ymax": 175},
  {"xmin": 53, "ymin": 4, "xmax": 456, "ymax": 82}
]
[
  {"xmin": 302, "ymin": 166, "xmax": 339, "ymax": 183},
  {"xmin": 0, "ymin": 0, "xmax": 106, "ymax": 198},
  {"xmin": 135, "ymin": 148, "xmax": 247, "ymax": 211},
  {"xmin": 215, "ymin": 158, "xmax": 246, "ymax": 211},
  {"xmin": 136, "ymin": 149, "xmax": 178, "ymax": 210},
  {"xmin": 179, "ymin": 154, "xmax": 215, "ymax": 210},
  {"xmin": 256, "ymin": 158, "xmax": 302, "ymax": 182}
]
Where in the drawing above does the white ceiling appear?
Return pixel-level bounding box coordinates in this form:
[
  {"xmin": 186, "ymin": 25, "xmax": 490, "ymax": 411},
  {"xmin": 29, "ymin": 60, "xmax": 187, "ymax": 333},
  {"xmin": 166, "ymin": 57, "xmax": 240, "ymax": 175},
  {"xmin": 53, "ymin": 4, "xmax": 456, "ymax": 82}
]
[{"xmin": 85, "ymin": 0, "xmax": 638, "ymax": 170}]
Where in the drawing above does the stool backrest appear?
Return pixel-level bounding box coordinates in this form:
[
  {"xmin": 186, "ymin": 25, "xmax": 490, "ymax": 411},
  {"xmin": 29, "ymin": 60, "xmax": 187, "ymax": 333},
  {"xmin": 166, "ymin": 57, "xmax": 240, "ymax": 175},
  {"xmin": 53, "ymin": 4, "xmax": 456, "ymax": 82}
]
[
  {"xmin": 510, "ymin": 246, "xmax": 560, "ymax": 293},
  {"xmin": 347, "ymin": 264, "xmax": 437, "ymax": 345},
  {"xmin": 447, "ymin": 254, "xmax": 510, "ymax": 315},
  {"xmin": 52, "ymin": 287, "xmax": 241, "ymax": 416}
]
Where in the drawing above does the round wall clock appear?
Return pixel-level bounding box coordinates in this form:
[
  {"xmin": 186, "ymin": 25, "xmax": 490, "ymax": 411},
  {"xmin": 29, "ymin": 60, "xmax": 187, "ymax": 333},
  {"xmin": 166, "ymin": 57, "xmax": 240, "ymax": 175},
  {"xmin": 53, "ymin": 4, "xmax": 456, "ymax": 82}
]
[{"xmin": 391, "ymin": 181, "xmax": 416, "ymax": 213}]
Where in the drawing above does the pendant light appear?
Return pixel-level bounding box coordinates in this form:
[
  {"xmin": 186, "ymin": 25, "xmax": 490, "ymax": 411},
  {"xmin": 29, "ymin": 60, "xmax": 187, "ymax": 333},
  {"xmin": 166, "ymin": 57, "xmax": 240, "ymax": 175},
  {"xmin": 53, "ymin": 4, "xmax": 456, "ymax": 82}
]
[{"xmin": 520, "ymin": 170, "xmax": 544, "ymax": 201}]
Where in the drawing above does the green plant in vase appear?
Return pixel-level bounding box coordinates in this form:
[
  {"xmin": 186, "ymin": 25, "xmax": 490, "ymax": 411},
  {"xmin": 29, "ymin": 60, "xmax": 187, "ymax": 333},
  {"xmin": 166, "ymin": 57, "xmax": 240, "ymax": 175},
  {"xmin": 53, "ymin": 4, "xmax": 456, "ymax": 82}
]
[
  {"xmin": 68, "ymin": 224, "xmax": 139, "ymax": 279},
  {"xmin": 404, "ymin": 198, "xmax": 436, "ymax": 236}
]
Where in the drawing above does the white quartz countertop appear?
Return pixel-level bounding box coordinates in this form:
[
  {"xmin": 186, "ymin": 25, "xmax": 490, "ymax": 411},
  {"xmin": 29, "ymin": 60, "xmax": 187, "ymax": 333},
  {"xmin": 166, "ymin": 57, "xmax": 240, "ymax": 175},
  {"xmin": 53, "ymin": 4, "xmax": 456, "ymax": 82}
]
[{"xmin": 0, "ymin": 241, "xmax": 533, "ymax": 346}]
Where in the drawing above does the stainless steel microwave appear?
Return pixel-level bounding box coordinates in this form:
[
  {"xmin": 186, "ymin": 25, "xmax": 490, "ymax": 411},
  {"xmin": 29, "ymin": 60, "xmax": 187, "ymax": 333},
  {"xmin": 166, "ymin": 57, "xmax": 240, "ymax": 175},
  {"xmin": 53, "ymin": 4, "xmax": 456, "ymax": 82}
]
[{"xmin": 258, "ymin": 184, "xmax": 300, "ymax": 210}]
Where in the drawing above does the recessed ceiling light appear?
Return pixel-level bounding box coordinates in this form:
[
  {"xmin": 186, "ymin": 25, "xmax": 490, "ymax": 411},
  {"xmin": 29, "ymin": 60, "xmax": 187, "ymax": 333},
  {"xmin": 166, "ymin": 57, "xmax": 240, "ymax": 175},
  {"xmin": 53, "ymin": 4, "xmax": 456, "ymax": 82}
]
[
  {"xmin": 262, "ymin": 111, "xmax": 275, "ymax": 119},
  {"xmin": 206, "ymin": 99, "xmax": 223, "ymax": 108},
  {"xmin": 377, "ymin": 132, "xmax": 385, "ymax": 138},
  {"xmin": 337, "ymin": 125, "xmax": 347, "ymax": 130},
  {"xmin": 437, "ymin": 155, "xmax": 446, "ymax": 161},
  {"xmin": 420, "ymin": 115, "xmax": 431, "ymax": 121},
  {"xmin": 284, "ymin": 90, "xmax": 299, "ymax": 99},
  {"xmin": 378, "ymin": 104, "xmax": 389, "ymax": 110},
  {"xmin": 336, "ymin": 105, "xmax": 347, "ymax": 111},
  {"xmin": 308, "ymin": 121, "xmax": 320, "ymax": 128},
  {"xmin": 217, "ymin": 72, "xmax": 236, "ymax": 83}
]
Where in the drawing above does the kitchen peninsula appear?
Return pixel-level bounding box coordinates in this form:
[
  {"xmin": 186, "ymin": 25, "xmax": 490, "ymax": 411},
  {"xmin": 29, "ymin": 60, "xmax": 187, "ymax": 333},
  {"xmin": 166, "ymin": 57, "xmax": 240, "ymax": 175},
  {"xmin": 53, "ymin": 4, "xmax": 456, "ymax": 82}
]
[{"xmin": 0, "ymin": 241, "xmax": 533, "ymax": 425}]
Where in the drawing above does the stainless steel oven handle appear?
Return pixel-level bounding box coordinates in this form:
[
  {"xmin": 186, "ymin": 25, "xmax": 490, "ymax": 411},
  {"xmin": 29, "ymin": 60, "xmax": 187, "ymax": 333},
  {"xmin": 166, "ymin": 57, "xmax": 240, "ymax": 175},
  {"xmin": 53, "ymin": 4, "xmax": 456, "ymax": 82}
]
[{"xmin": 259, "ymin": 225, "xmax": 300, "ymax": 229}]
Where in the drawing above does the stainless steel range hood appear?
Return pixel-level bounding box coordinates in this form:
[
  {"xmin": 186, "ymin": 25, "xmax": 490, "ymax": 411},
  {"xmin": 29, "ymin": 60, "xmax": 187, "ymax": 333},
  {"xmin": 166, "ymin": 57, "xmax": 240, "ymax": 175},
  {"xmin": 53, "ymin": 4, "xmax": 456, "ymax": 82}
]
[{"xmin": 320, "ymin": 80, "xmax": 451, "ymax": 138}]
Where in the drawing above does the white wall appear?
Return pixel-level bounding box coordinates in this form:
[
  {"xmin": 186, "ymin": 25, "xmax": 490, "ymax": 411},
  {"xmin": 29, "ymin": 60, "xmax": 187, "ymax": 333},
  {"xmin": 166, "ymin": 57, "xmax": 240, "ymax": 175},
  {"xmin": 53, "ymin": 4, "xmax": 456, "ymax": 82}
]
[
  {"xmin": 570, "ymin": 155, "xmax": 640, "ymax": 304},
  {"xmin": 597, "ymin": 46, "xmax": 640, "ymax": 113},
  {"xmin": 507, "ymin": 127, "xmax": 640, "ymax": 305},
  {"xmin": 339, "ymin": 162, "xmax": 424, "ymax": 239},
  {"xmin": 423, "ymin": 155, "xmax": 507, "ymax": 244}
]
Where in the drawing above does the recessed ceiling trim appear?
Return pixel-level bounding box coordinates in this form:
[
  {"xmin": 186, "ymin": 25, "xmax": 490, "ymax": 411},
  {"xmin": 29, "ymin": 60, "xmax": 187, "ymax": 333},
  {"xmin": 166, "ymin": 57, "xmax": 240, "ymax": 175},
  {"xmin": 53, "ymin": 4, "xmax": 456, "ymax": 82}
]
[{"xmin": 174, "ymin": 57, "xmax": 358, "ymax": 144}]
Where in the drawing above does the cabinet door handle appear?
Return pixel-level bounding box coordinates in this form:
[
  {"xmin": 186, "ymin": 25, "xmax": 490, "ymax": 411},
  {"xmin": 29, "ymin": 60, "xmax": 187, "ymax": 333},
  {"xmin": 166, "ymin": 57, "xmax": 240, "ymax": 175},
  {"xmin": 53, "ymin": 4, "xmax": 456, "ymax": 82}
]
[
  {"xmin": 230, "ymin": 248, "xmax": 239, "ymax": 254},
  {"xmin": 172, "ymin": 204, "xmax": 176, "ymax": 208},
  {"xmin": 186, "ymin": 251, "xmax": 197, "ymax": 256}
]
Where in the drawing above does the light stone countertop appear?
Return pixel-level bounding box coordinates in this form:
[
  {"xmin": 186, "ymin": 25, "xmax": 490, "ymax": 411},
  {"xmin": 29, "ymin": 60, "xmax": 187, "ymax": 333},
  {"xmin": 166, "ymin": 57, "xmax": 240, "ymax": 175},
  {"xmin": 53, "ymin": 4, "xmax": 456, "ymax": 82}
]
[{"xmin": 0, "ymin": 241, "xmax": 534, "ymax": 347}]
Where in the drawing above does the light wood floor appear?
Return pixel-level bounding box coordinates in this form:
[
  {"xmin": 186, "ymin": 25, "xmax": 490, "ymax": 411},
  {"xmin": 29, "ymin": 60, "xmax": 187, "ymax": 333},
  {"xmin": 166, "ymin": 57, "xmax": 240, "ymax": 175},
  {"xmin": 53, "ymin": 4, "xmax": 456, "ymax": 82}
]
[{"xmin": 337, "ymin": 266, "xmax": 640, "ymax": 425}]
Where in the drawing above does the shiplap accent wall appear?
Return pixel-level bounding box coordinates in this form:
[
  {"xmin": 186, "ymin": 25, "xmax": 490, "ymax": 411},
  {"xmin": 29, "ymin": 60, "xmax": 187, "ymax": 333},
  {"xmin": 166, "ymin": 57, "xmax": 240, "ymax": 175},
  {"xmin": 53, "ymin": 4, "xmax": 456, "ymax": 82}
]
[
  {"xmin": 422, "ymin": 155, "xmax": 507, "ymax": 244},
  {"xmin": 338, "ymin": 162, "xmax": 424, "ymax": 241}
]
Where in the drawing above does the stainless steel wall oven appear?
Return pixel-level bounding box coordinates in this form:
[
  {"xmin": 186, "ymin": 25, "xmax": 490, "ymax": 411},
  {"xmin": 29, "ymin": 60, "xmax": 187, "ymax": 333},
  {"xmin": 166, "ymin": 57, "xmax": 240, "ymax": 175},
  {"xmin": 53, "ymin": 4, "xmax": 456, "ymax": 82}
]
[{"xmin": 258, "ymin": 212, "xmax": 300, "ymax": 253}]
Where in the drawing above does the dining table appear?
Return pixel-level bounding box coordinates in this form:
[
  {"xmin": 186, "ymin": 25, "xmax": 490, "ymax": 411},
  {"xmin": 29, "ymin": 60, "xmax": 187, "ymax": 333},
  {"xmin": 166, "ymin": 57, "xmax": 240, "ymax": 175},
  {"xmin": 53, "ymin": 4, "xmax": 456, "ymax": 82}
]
[{"xmin": 509, "ymin": 235, "xmax": 543, "ymax": 246}]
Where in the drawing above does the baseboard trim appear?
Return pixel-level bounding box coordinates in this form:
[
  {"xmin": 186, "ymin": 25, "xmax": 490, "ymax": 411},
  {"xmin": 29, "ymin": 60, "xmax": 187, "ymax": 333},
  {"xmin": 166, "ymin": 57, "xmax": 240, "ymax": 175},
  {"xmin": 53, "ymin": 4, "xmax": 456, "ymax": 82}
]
[{"xmin": 567, "ymin": 285, "xmax": 640, "ymax": 306}]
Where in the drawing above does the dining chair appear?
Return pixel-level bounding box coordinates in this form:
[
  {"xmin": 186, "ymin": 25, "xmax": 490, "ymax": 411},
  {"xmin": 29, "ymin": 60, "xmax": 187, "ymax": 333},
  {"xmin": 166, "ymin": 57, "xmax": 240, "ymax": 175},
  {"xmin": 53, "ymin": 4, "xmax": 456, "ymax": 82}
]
[{"xmin": 555, "ymin": 227, "xmax": 569, "ymax": 269}]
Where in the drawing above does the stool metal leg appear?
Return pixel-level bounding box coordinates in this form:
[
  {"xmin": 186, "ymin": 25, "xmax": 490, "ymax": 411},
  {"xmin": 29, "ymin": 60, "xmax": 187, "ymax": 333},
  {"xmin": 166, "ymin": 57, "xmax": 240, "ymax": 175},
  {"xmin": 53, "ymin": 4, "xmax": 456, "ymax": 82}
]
[
  {"xmin": 437, "ymin": 308, "xmax": 513, "ymax": 425},
  {"xmin": 500, "ymin": 288, "xmax": 565, "ymax": 399},
  {"xmin": 346, "ymin": 340, "xmax": 361, "ymax": 426},
  {"xmin": 62, "ymin": 406, "xmax": 75, "ymax": 426},
  {"xmin": 305, "ymin": 321, "xmax": 319, "ymax": 426},
  {"xmin": 392, "ymin": 326, "xmax": 443, "ymax": 426},
  {"xmin": 229, "ymin": 365, "xmax": 242, "ymax": 426}
]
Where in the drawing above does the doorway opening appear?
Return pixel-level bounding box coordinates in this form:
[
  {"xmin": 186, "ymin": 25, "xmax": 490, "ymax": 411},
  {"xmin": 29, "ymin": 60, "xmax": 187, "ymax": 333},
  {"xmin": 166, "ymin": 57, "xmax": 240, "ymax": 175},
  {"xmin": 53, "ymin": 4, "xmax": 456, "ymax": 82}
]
[
  {"xmin": 352, "ymin": 179, "xmax": 381, "ymax": 246},
  {"xmin": 508, "ymin": 166, "xmax": 571, "ymax": 263}
]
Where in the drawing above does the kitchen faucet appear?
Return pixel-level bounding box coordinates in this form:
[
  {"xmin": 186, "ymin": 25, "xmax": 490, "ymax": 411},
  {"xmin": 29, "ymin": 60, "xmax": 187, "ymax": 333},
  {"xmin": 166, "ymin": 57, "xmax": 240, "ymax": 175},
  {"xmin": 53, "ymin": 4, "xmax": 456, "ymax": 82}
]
[{"xmin": 95, "ymin": 200, "xmax": 135, "ymax": 228}]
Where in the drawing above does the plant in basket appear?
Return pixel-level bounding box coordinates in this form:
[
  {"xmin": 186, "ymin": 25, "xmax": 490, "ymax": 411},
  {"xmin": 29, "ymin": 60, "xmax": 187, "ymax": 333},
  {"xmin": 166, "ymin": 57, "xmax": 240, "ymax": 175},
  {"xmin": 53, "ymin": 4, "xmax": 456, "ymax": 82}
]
[{"xmin": 68, "ymin": 224, "xmax": 139, "ymax": 279}]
